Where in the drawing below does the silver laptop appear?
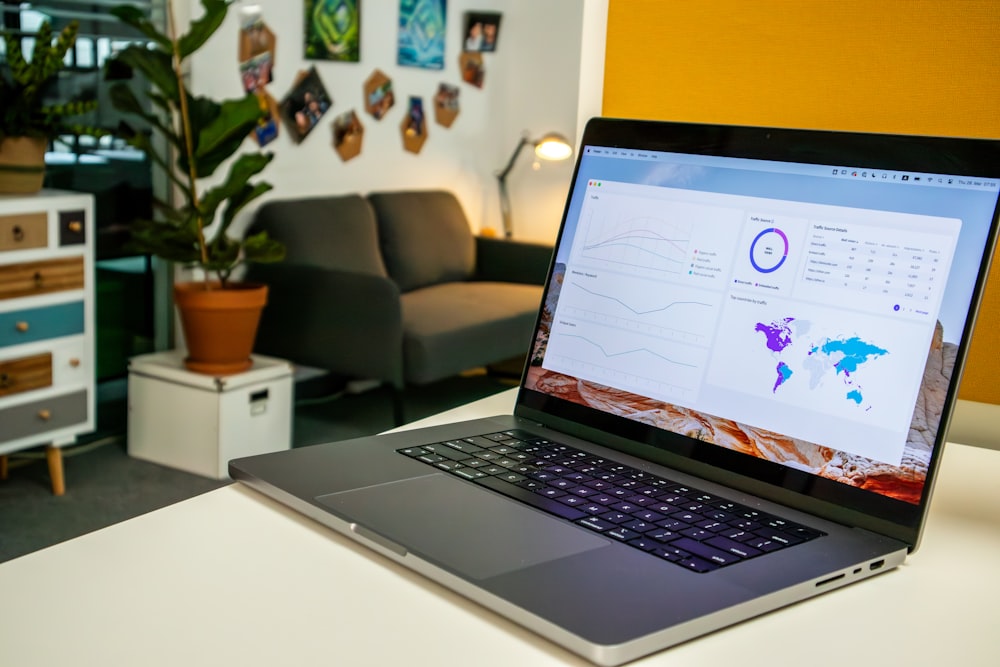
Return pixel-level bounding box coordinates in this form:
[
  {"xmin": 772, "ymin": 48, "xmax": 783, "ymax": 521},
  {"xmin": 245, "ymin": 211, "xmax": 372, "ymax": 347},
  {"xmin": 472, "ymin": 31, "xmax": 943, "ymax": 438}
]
[{"xmin": 231, "ymin": 118, "xmax": 1000, "ymax": 665}]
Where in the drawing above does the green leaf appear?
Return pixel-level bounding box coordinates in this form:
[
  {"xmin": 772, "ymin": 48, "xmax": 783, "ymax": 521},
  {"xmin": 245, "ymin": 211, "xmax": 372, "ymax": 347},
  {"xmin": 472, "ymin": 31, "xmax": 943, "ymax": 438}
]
[
  {"xmin": 109, "ymin": 83, "xmax": 180, "ymax": 150},
  {"xmin": 110, "ymin": 6, "xmax": 172, "ymax": 51},
  {"xmin": 128, "ymin": 219, "xmax": 201, "ymax": 264},
  {"xmin": 218, "ymin": 181, "xmax": 272, "ymax": 238},
  {"xmin": 178, "ymin": 0, "xmax": 230, "ymax": 58},
  {"xmin": 197, "ymin": 152, "xmax": 272, "ymax": 236},
  {"xmin": 243, "ymin": 231, "xmax": 287, "ymax": 264},
  {"xmin": 188, "ymin": 94, "xmax": 264, "ymax": 177},
  {"xmin": 111, "ymin": 47, "xmax": 179, "ymax": 103}
]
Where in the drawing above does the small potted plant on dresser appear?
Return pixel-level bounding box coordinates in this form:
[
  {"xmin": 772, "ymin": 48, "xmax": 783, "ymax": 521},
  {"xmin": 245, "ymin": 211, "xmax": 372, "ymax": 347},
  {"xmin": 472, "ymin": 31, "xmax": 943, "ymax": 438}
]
[
  {"xmin": 109, "ymin": 0, "xmax": 285, "ymax": 374},
  {"xmin": 0, "ymin": 21, "xmax": 101, "ymax": 193}
]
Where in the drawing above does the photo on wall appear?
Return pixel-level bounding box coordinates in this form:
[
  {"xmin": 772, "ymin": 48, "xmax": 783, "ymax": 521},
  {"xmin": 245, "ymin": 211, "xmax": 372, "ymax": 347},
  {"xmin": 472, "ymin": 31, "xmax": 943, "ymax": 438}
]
[
  {"xmin": 400, "ymin": 95, "xmax": 428, "ymax": 153},
  {"xmin": 397, "ymin": 0, "xmax": 446, "ymax": 70},
  {"xmin": 462, "ymin": 11, "xmax": 501, "ymax": 52},
  {"xmin": 433, "ymin": 82, "xmax": 459, "ymax": 127},
  {"xmin": 305, "ymin": 0, "xmax": 360, "ymax": 62},
  {"xmin": 238, "ymin": 11, "xmax": 276, "ymax": 93},
  {"xmin": 332, "ymin": 109, "xmax": 364, "ymax": 162},
  {"xmin": 252, "ymin": 90, "xmax": 280, "ymax": 147},
  {"xmin": 363, "ymin": 69, "xmax": 395, "ymax": 120},
  {"xmin": 279, "ymin": 67, "xmax": 332, "ymax": 143}
]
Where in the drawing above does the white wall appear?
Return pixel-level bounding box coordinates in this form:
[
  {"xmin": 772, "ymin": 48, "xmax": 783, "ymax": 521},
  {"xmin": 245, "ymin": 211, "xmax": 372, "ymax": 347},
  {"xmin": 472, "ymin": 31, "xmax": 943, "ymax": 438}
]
[{"xmin": 184, "ymin": 0, "xmax": 606, "ymax": 245}]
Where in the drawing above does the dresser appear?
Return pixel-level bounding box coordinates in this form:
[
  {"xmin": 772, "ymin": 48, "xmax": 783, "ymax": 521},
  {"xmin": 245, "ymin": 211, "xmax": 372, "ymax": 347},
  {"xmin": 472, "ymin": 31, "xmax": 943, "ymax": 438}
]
[{"xmin": 0, "ymin": 190, "xmax": 95, "ymax": 495}]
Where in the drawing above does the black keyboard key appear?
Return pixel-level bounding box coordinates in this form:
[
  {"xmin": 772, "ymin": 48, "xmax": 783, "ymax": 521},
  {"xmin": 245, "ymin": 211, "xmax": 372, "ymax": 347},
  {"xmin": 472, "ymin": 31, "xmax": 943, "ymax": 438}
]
[
  {"xmin": 628, "ymin": 537, "xmax": 660, "ymax": 552},
  {"xmin": 676, "ymin": 556, "xmax": 719, "ymax": 573},
  {"xmin": 399, "ymin": 447, "xmax": 428, "ymax": 457},
  {"xmin": 423, "ymin": 444, "xmax": 469, "ymax": 460},
  {"xmin": 634, "ymin": 509, "xmax": 666, "ymax": 523},
  {"xmin": 669, "ymin": 538, "xmax": 743, "ymax": 566},
  {"xmin": 606, "ymin": 526, "xmax": 642, "ymax": 542},
  {"xmin": 680, "ymin": 527, "xmax": 714, "ymax": 541},
  {"xmin": 705, "ymin": 536, "xmax": 763, "ymax": 559},
  {"xmin": 452, "ymin": 467, "xmax": 487, "ymax": 481},
  {"xmin": 577, "ymin": 516, "xmax": 618, "ymax": 532},
  {"xmin": 474, "ymin": 475, "xmax": 586, "ymax": 521},
  {"xmin": 647, "ymin": 528, "xmax": 682, "ymax": 543},
  {"xmin": 622, "ymin": 519, "xmax": 656, "ymax": 533}
]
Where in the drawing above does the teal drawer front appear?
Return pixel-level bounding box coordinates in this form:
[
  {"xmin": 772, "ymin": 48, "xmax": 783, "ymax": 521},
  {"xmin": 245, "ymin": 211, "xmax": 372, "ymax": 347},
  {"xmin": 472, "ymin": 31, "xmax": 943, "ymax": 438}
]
[{"xmin": 0, "ymin": 302, "xmax": 84, "ymax": 348}]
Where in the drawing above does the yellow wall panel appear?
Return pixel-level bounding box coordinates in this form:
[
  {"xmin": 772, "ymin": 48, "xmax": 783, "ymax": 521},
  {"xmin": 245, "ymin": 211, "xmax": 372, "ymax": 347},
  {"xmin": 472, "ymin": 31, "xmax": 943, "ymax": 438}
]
[{"xmin": 603, "ymin": 0, "xmax": 1000, "ymax": 403}]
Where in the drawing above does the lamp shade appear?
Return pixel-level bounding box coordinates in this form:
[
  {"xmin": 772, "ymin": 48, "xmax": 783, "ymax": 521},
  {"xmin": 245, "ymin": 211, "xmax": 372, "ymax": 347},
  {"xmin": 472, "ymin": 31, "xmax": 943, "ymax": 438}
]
[
  {"xmin": 496, "ymin": 130, "xmax": 574, "ymax": 239},
  {"xmin": 533, "ymin": 133, "xmax": 573, "ymax": 161}
]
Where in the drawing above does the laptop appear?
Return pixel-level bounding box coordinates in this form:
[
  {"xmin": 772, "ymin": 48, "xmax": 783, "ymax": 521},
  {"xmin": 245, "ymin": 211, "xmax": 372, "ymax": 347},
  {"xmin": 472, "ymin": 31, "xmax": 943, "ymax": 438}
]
[{"xmin": 231, "ymin": 118, "xmax": 1000, "ymax": 665}]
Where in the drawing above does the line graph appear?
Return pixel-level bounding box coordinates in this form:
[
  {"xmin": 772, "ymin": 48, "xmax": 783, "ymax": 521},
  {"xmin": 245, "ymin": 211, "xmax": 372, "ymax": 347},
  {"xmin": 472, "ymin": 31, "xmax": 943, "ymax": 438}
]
[
  {"xmin": 544, "ymin": 324, "xmax": 707, "ymax": 402},
  {"xmin": 560, "ymin": 277, "xmax": 719, "ymax": 346},
  {"xmin": 557, "ymin": 334, "xmax": 698, "ymax": 368},
  {"xmin": 581, "ymin": 216, "xmax": 693, "ymax": 274},
  {"xmin": 569, "ymin": 280, "xmax": 711, "ymax": 316}
]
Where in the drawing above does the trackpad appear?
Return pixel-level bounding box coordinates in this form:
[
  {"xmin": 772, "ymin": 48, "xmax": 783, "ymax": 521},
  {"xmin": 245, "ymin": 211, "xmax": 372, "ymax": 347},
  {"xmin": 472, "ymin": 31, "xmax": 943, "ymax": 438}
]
[{"xmin": 316, "ymin": 474, "xmax": 608, "ymax": 580}]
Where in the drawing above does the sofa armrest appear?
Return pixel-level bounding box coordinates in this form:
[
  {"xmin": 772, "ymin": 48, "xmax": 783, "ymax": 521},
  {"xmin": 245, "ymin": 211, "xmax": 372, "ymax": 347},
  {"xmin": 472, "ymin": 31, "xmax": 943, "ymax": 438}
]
[
  {"xmin": 474, "ymin": 236, "xmax": 553, "ymax": 285},
  {"xmin": 246, "ymin": 263, "xmax": 404, "ymax": 387}
]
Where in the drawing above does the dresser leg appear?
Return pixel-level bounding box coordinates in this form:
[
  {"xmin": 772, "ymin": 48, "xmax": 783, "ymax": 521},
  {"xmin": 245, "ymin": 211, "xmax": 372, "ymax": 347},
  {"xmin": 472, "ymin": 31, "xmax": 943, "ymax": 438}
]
[
  {"xmin": 45, "ymin": 446, "xmax": 65, "ymax": 496},
  {"xmin": 0, "ymin": 455, "xmax": 7, "ymax": 480}
]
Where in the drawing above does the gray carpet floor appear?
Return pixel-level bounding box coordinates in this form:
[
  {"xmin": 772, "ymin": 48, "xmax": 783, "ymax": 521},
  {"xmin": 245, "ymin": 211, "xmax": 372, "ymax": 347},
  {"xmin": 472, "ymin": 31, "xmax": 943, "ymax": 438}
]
[{"xmin": 0, "ymin": 372, "xmax": 513, "ymax": 564}]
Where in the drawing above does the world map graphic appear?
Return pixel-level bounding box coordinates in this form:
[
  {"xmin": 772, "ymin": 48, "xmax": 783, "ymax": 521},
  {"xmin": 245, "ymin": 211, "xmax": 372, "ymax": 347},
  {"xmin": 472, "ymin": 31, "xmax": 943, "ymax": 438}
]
[{"xmin": 754, "ymin": 317, "xmax": 889, "ymax": 409}]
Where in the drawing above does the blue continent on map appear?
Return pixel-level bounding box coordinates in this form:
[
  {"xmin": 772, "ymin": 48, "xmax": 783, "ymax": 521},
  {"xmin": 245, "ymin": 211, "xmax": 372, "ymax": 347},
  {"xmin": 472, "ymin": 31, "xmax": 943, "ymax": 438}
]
[{"xmin": 754, "ymin": 317, "xmax": 888, "ymax": 409}]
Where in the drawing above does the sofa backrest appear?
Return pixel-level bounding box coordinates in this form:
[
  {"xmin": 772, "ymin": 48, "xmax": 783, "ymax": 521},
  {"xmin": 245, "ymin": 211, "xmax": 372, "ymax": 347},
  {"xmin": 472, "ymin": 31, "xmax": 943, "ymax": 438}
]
[
  {"xmin": 368, "ymin": 190, "xmax": 475, "ymax": 292},
  {"xmin": 249, "ymin": 194, "xmax": 388, "ymax": 277}
]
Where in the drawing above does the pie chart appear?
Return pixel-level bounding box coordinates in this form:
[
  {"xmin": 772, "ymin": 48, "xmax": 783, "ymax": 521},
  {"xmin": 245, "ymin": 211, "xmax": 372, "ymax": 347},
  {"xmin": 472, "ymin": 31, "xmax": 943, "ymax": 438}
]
[{"xmin": 749, "ymin": 227, "xmax": 789, "ymax": 273}]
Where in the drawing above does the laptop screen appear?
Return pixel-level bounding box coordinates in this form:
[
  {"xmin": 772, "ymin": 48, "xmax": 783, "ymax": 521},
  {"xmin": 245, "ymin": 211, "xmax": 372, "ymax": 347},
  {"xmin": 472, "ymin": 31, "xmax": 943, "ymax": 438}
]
[{"xmin": 520, "ymin": 120, "xmax": 1000, "ymax": 527}]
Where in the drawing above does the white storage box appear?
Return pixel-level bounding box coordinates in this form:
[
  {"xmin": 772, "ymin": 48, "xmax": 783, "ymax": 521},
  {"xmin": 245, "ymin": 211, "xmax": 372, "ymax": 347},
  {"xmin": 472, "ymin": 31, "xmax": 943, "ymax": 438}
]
[{"xmin": 127, "ymin": 351, "xmax": 293, "ymax": 479}]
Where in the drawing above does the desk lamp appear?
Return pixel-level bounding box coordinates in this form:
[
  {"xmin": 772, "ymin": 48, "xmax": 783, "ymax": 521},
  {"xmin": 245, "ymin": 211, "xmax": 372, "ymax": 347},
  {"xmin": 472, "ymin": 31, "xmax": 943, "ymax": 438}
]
[{"xmin": 496, "ymin": 132, "xmax": 572, "ymax": 238}]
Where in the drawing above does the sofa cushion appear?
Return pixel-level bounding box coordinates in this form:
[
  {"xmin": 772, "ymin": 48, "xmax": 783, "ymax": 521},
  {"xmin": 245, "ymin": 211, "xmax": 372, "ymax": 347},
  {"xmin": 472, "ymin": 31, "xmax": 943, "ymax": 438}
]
[
  {"xmin": 400, "ymin": 281, "xmax": 543, "ymax": 384},
  {"xmin": 368, "ymin": 191, "xmax": 475, "ymax": 292},
  {"xmin": 250, "ymin": 195, "xmax": 387, "ymax": 276}
]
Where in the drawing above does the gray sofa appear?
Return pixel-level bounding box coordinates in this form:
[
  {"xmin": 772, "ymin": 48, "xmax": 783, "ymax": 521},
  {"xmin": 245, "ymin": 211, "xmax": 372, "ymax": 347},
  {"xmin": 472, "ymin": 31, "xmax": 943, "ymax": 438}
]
[{"xmin": 244, "ymin": 190, "xmax": 552, "ymax": 420}]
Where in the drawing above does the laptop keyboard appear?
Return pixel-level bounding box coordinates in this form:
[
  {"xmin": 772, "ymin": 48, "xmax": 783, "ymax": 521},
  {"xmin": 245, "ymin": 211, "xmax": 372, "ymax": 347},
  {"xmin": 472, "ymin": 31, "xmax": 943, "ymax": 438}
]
[{"xmin": 398, "ymin": 430, "xmax": 824, "ymax": 573}]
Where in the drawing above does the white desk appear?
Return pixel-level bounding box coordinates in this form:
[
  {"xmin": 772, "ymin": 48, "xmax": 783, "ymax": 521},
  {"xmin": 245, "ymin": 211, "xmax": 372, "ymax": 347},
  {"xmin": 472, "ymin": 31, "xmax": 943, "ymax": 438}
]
[{"xmin": 2, "ymin": 389, "xmax": 999, "ymax": 666}]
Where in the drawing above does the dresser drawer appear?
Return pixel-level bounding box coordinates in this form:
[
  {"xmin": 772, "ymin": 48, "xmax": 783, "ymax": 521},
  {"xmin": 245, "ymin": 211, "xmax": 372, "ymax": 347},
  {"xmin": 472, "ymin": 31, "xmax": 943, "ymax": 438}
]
[
  {"xmin": 0, "ymin": 302, "xmax": 84, "ymax": 347},
  {"xmin": 0, "ymin": 389, "xmax": 88, "ymax": 443},
  {"xmin": 0, "ymin": 212, "xmax": 47, "ymax": 252},
  {"xmin": 58, "ymin": 209, "xmax": 87, "ymax": 246},
  {"xmin": 0, "ymin": 257, "xmax": 85, "ymax": 301},
  {"xmin": 0, "ymin": 352, "xmax": 52, "ymax": 398}
]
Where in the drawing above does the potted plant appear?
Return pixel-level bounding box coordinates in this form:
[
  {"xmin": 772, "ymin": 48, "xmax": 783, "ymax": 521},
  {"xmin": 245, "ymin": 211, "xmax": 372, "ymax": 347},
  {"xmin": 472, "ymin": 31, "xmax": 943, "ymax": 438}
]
[
  {"xmin": 108, "ymin": 0, "xmax": 285, "ymax": 375},
  {"xmin": 0, "ymin": 20, "xmax": 100, "ymax": 193}
]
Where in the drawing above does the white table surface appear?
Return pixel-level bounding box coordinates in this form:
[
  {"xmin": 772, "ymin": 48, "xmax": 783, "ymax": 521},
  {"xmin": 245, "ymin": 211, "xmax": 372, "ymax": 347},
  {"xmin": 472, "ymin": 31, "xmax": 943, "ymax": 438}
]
[{"xmin": 2, "ymin": 388, "xmax": 999, "ymax": 666}]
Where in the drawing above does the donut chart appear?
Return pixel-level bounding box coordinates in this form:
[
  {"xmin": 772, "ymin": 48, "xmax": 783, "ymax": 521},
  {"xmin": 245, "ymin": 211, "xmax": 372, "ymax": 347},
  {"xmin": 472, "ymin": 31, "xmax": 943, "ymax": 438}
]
[{"xmin": 749, "ymin": 227, "xmax": 789, "ymax": 273}]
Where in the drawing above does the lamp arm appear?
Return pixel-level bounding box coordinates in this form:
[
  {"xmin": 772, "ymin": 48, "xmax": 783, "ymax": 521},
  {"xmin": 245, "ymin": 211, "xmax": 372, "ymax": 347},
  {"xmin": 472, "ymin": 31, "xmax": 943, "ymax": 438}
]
[
  {"xmin": 496, "ymin": 135, "xmax": 530, "ymax": 240},
  {"xmin": 497, "ymin": 135, "xmax": 530, "ymax": 183}
]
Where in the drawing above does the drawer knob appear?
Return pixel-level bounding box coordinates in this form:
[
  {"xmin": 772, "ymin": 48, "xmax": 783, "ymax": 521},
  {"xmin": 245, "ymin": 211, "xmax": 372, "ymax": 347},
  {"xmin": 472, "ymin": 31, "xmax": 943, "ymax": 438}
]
[
  {"xmin": 68, "ymin": 221, "xmax": 83, "ymax": 233},
  {"xmin": 33, "ymin": 271, "xmax": 44, "ymax": 288},
  {"xmin": 0, "ymin": 373, "xmax": 9, "ymax": 388},
  {"xmin": 38, "ymin": 409, "xmax": 52, "ymax": 421},
  {"xmin": 15, "ymin": 321, "xmax": 29, "ymax": 332},
  {"xmin": 12, "ymin": 225, "xmax": 24, "ymax": 242},
  {"xmin": 69, "ymin": 358, "xmax": 81, "ymax": 368}
]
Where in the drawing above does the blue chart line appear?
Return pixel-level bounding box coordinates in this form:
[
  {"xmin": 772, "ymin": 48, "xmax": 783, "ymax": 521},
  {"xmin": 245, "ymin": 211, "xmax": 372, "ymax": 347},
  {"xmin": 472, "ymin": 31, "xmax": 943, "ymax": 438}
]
[
  {"xmin": 569, "ymin": 281, "xmax": 712, "ymax": 316},
  {"xmin": 559, "ymin": 334, "xmax": 698, "ymax": 369}
]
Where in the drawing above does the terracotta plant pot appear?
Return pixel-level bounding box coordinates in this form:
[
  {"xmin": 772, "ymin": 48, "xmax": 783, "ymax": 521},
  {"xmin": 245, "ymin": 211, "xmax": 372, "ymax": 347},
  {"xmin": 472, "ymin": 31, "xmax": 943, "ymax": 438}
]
[
  {"xmin": 173, "ymin": 281, "xmax": 268, "ymax": 375},
  {"xmin": 0, "ymin": 136, "xmax": 47, "ymax": 194}
]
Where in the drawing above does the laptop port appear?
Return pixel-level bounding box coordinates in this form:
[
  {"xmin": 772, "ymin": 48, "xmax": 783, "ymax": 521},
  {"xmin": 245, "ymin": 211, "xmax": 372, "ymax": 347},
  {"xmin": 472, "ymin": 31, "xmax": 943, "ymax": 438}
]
[{"xmin": 869, "ymin": 559, "xmax": 885, "ymax": 571}]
